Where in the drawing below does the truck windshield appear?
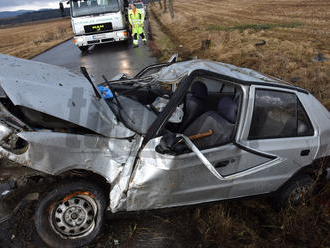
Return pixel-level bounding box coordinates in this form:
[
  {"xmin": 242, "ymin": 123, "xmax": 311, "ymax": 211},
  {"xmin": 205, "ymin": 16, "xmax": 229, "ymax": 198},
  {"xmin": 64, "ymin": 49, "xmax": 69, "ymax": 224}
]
[
  {"xmin": 71, "ymin": 0, "xmax": 120, "ymax": 17},
  {"xmin": 135, "ymin": 3, "xmax": 143, "ymax": 9}
]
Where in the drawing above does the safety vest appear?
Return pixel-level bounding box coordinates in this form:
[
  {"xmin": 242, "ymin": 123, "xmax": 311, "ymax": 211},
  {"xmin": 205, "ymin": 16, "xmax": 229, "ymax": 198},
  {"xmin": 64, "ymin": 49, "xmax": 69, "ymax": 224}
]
[{"xmin": 128, "ymin": 9, "xmax": 144, "ymax": 25}]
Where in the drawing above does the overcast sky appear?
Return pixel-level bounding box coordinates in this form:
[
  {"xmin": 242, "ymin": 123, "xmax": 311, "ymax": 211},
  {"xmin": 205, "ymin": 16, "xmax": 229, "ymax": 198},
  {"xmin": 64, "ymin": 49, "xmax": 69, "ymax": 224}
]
[{"xmin": 0, "ymin": 1, "xmax": 68, "ymax": 12}]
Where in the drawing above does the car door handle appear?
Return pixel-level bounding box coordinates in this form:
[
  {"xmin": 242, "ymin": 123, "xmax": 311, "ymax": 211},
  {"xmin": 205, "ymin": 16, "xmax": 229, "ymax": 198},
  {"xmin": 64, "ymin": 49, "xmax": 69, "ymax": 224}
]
[
  {"xmin": 301, "ymin": 149, "xmax": 310, "ymax": 156},
  {"xmin": 215, "ymin": 160, "xmax": 230, "ymax": 168}
]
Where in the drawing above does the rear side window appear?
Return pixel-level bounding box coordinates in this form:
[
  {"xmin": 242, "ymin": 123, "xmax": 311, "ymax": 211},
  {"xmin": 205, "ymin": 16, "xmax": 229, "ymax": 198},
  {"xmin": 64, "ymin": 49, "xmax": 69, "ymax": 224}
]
[
  {"xmin": 249, "ymin": 89, "xmax": 314, "ymax": 140},
  {"xmin": 297, "ymin": 100, "xmax": 314, "ymax": 137}
]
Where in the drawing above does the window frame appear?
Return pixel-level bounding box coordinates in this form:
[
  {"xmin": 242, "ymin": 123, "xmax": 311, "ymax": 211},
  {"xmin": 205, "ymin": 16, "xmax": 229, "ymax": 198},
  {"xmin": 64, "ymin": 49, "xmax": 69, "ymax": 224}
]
[
  {"xmin": 247, "ymin": 87, "xmax": 315, "ymax": 141},
  {"xmin": 145, "ymin": 70, "xmax": 245, "ymax": 152}
]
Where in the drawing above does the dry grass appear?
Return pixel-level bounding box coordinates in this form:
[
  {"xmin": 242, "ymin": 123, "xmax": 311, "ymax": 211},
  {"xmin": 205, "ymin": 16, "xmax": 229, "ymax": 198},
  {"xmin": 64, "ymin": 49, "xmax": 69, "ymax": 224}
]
[
  {"xmin": 0, "ymin": 18, "xmax": 73, "ymax": 59},
  {"xmin": 192, "ymin": 184, "xmax": 330, "ymax": 248},
  {"xmin": 93, "ymin": 183, "xmax": 329, "ymax": 248},
  {"xmin": 151, "ymin": 0, "xmax": 330, "ymax": 105}
]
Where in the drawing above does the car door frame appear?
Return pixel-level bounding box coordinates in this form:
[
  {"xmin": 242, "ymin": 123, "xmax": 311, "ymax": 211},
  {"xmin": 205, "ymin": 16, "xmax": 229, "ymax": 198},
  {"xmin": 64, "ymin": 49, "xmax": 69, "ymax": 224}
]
[
  {"xmin": 240, "ymin": 85, "xmax": 319, "ymax": 165},
  {"xmin": 232, "ymin": 85, "xmax": 319, "ymax": 192},
  {"xmin": 186, "ymin": 83, "xmax": 319, "ymax": 180}
]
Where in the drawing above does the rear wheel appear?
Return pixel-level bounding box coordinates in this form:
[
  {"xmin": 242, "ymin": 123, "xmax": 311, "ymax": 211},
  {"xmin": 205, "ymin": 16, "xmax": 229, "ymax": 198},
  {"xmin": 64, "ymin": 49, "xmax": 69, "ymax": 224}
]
[
  {"xmin": 272, "ymin": 175, "xmax": 314, "ymax": 209},
  {"xmin": 34, "ymin": 180, "xmax": 107, "ymax": 248}
]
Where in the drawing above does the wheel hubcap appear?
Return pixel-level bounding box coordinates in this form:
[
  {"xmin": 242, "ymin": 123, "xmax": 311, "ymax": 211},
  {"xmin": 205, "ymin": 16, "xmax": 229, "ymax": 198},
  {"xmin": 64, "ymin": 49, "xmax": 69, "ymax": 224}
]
[
  {"xmin": 51, "ymin": 194, "xmax": 97, "ymax": 238},
  {"xmin": 290, "ymin": 185, "xmax": 310, "ymax": 204}
]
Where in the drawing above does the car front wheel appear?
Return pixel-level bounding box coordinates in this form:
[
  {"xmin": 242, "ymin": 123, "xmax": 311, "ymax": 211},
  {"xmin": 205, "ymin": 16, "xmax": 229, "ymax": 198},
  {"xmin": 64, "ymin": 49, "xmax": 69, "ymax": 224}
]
[
  {"xmin": 273, "ymin": 175, "xmax": 314, "ymax": 209},
  {"xmin": 34, "ymin": 180, "xmax": 107, "ymax": 248}
]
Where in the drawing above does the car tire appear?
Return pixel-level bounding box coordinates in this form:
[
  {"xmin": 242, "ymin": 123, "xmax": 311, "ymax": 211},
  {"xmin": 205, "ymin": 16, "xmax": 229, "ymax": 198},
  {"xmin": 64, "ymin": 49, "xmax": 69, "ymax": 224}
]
[
  {"xmin": 121, "ymin": 39, "xmax": 130, "ymax": 47},
  {"xmin": 272, "ymin": 175, "xmax": 314, "ymax": 210},
  {"xmin": 78, "ymin": 46, "xmax": 89, "ymax": 52},
  {"xmin": 34, "ymin": 180, "xmax": 107, "ymax": 248}
]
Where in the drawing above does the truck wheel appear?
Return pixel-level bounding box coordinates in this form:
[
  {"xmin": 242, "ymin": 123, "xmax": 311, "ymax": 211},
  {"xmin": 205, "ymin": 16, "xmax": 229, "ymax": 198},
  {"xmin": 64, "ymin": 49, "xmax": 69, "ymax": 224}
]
[
  {"xmin": 78, "ymin": 46, "xmax": 89, "ymax": 52},
  {"xmin": 34, "ymin": 180, "xmax": 107, "ymax": 248},
  {"xmin": 272, "ymin": 175, "xmax": 314, "ymax": 210}
]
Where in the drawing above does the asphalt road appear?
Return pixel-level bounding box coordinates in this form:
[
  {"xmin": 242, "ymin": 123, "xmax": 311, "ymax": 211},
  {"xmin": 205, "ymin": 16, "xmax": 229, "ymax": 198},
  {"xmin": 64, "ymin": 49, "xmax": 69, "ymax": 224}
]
[{"xmin": 33, "ymin": 39, "xmax": 157, "ymax": 83}]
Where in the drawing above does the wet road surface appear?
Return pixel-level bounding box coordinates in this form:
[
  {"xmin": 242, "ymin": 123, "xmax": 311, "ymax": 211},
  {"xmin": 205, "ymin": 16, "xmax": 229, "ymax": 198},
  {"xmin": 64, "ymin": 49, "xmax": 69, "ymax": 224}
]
[{"xmin": 33, "ymin": 39, "xmax": 157, "ymax": 83}]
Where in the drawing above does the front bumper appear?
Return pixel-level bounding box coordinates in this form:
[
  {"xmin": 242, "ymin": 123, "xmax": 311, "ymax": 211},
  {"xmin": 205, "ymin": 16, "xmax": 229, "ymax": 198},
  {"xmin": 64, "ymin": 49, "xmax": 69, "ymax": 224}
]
[{"xmin": 73, "ymin": 29, "xmax": 129, "ymax": 47}]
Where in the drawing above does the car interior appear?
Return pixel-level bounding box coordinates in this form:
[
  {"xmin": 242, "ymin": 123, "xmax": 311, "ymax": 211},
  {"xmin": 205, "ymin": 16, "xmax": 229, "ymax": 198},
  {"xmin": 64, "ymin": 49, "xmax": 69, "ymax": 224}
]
[
  {"xmin": 156, "ymin": 76, "xmax": 241, "ymax": 154},
  {"xmin": 111, "ymin": 75, "xmax": 242, "ymax": 154}
]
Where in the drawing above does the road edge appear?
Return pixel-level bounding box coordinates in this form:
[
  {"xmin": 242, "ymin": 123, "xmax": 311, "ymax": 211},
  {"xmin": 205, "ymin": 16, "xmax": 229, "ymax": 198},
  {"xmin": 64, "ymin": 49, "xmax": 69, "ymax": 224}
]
[{"xmin": 29, "ymin": 36, "xmax": 73, "ymax": 60}]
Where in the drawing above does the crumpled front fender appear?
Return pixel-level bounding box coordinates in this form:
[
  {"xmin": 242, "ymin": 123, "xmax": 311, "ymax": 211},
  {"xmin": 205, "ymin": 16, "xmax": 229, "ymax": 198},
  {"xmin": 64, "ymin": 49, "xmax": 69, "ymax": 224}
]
[{"xmin": 5, "ymin": 131, "xmax": 143, "ymax": 213}]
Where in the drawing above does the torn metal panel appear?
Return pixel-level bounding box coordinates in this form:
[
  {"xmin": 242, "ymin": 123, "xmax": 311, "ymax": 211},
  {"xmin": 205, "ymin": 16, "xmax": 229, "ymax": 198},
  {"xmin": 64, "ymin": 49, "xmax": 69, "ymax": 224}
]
[
  {"xmin": 0, "ymin": 54, "xmax": 134, "ymax": 138},
  {"xmin": 14, "ymin": 131, "xmax": 144, "ymax": 212},
  {"xmin": 109, "ymin": 137, "xmax": 143, "ymax": 212},
  {"xmin": 0, "ymin": 146, "xmax": 30, "ymax": 167},
  {"xmin": 125, "ymin": 137, "xmax": 280, "ymax": 211},
  {"xmin": 17, "ymin": 132, "xmax": 136, "ymax": 183}
]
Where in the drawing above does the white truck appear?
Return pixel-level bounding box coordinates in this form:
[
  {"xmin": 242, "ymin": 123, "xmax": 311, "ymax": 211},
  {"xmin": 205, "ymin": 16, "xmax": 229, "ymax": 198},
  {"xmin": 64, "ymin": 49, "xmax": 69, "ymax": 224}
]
[{"xmin": 61, "ymin": 0, "xmax": 129, "ymax": 51}]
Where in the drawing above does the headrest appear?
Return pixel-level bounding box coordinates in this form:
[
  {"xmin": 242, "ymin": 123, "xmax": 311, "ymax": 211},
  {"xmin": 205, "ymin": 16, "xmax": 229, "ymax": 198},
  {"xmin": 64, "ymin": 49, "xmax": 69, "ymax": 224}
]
[
  {"xmin": 217, "ymin": 96, "xmax": 238, "ymax": 124},
  {"xmin": 191, "ymin": 81, "xmax": 208, "ymax": 99}
]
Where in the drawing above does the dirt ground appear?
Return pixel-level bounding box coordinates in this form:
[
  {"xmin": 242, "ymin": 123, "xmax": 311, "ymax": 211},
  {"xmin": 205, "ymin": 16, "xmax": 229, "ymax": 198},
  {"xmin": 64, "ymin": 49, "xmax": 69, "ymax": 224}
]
[{"xmin": 0, "ymin": 18, "xmax": 73, "ymax": 59}]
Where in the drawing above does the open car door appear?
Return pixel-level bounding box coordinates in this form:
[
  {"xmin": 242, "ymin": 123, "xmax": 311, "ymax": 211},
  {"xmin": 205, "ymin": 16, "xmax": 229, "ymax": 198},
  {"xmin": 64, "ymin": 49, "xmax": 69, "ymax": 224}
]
[{"xmin": 180, "ymin": 134, "xmax": 280, "ymax": 181}]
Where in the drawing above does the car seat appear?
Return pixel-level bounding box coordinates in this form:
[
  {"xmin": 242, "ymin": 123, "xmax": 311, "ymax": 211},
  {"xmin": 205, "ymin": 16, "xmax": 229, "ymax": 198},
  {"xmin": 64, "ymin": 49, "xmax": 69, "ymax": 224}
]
[
  {"xmin": 179, "ymin": 81, "xmax": 208, "ymax": 132},
  {"xmin": 182, "ymin": 96, "xmax": 238, "ymax": 150}
]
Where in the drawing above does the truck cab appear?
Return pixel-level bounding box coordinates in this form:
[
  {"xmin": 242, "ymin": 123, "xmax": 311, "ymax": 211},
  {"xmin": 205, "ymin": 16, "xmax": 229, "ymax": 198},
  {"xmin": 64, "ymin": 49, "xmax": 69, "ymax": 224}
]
[{"xmin": 66, "ymin": 0, "xmax": 129, "ymax": 51}]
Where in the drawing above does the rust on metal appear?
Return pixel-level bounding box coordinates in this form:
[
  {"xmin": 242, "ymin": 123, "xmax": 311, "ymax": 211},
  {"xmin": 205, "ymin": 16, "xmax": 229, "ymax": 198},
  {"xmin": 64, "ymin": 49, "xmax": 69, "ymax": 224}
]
[{"xmin": 63, "ymin": 191, "xmax": 96, "ymax": 202}]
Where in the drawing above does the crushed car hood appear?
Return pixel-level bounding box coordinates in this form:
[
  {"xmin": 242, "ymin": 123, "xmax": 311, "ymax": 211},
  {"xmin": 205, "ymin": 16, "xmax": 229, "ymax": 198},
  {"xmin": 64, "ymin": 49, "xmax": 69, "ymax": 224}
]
[{"xmin": 0, "ymin": 54, "xmax": 134, "ymax": 138}]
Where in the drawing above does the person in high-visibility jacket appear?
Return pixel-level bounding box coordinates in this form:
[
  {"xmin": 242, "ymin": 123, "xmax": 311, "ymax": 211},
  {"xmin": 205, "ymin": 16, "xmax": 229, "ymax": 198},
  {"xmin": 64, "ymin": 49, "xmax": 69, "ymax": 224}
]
[{"xmin": 128, "ymin": 3, "xmax": 147, "ymax": 47}]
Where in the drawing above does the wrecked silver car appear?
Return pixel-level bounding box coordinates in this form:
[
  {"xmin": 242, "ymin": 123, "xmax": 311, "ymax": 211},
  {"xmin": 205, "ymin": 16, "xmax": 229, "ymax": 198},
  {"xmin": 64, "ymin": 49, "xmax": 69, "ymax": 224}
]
[{"xmin": 0, "ymin": 54, "xmax": 329, "ymax": 247}]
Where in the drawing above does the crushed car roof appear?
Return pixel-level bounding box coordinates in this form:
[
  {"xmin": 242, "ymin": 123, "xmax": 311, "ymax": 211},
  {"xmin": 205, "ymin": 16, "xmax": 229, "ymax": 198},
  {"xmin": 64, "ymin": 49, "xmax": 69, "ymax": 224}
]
[{"xmin": 154, "ymin": 60, "xmax": 308, "ymax": 93}]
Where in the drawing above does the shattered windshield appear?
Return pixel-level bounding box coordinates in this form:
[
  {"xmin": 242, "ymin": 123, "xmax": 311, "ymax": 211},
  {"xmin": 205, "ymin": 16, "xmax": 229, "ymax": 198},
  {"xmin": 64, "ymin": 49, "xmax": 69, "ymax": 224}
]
[
  {"xmin": 110, "ymin": 96, "xmax": 157, "ymax": 135},
  {"xmin": 71, "ymin": 0, "xmax": 120, "ymax": 17},
  {"xmin": 102, "ymin": 77, "xmax": 174, "ymax": 135}
]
